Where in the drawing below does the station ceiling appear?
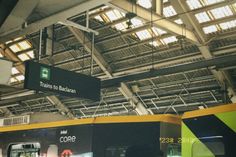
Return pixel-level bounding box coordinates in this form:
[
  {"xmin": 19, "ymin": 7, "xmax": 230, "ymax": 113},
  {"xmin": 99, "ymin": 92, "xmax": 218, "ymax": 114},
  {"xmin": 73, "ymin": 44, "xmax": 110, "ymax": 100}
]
[{"xmin": 0, "ymin": 0, "xmax": 236, "ymax": 118}]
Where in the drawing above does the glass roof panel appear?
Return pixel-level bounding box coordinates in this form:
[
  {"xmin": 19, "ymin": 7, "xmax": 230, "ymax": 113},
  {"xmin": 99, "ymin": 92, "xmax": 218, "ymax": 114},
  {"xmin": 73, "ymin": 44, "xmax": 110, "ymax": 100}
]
[
  {"xmin": 114, "ymin": 22, "xmax": 128, "ymax": 31},
  {"xmin": 16, "ymin": 75, "xmax": 25, "ymax": 81},
  {"xmin": 210, "ymin": 6, "xmax": 233, "ymax": 19},
  {"xmin": 10, "ymin": 77, "xmax": 17, "ymax": 83},
  {"xmin": 131, "ymin": 18, "xmax": 144, "ymax": 28},
  {"xmin": 106, "ymin": 9, "xmax": 124, "ymax": 22},
  {"xmin": 27, "ymin": 50, "xmax": 35, "ymax": 58},
  {"xmin": 9, "ymin": 44, "xmax": 21, "ymax": 53},
  {"xmin": 152, "ymin": 27, "xmax": 167, "ymax": 36},
  {"xmin": 18, "ymin": 40, "xmax": 31, "ymax": 50},
  {"xmin": 204, "ymin": 0, "xmax": 224, "ymax": 5},
  {"xmin": 18, "ymin": 53, "xmax": 30, "ymax": 61},
  {"xmin": 163, "ymin": 6, "xmax": 177, "ymax": 17},
  {"xmin": 162, "ymin": 36, "xmax": 177, "ymax": 44},
  {"xmin": 203, "ymin": 25, "xmax": 218, "ymax": 34},
  {"xmin": 136, "ymin": 29, "xmax": 152, "ymax": 40},
  {"xmin": 137, "ymin": 0, "xmax": 152, "ymax": 9},
  {"xmin": 219, "ymin": 20, "xmax": 236, "ymax": 30},
  {"xmin": 186, "ymin": 0, "xmax": 203, "ymax": 10},
  {"xmin": 0, "ymin": 53, "xmax": 3, "ymax": 57},
  {"xmin": 174, "ymin": 19, "xmax": 184, "ymax": 24},
  {"xmin": 94, "ymin": 15, "xmax": 104, "ymax": 22},
  {"xmin": 195, "ymin": 12, "xmax": 211, "ymax": 23},
  {"xmin": 11, "ymin": 67, "xmax": 19, "ymax": 75}
]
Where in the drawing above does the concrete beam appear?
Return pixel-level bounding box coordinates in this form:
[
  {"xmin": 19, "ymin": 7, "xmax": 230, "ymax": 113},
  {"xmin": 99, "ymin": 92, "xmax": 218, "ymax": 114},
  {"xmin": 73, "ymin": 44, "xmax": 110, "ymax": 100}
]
[
  {"xmin": 0, "ymin": 0, "xmax": 113, "ymax": 43},
  {"xmin": 109, "ymin": 0, "xmax": 199, "ymax": 43},
  {"xmin": 118, "ymin": 83, "xmax": 149, "ymax": 115}
]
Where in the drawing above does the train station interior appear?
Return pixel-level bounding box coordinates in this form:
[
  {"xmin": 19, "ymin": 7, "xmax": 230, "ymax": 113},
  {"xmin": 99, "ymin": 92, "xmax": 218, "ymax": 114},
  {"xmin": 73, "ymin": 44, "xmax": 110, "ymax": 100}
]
[{"xmin": 0, "ymin": 1, "xmax": 236, "ymax": 156}]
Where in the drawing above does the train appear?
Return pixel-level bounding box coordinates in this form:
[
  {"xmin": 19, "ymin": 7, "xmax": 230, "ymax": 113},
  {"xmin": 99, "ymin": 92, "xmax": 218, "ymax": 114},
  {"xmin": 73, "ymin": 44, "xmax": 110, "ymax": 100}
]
[{"xmin": 0, "ymin": 103, "xmax": 235, "ymax": 157}]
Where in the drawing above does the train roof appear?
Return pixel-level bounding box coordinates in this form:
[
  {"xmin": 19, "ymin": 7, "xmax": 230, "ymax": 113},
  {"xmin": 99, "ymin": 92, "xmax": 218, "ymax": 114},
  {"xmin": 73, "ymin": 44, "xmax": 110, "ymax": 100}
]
[
  {"xmin": 182, "ymin": 103, "xmax": 236, "ymax": 119},
  {"xmin": 0, "ymin": 114, "xmax": 181, "ymax": 132}
]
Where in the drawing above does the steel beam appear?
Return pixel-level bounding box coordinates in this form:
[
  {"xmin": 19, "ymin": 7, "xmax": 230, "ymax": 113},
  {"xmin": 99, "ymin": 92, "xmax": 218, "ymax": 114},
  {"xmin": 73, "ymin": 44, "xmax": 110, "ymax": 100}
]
[
  {"xmin": 109, "ymin": 0, "xmax": 199, "ymax": 43},
  {"xmin": 46, "ymin": 96, "xmax": 75, "ymax": 119},
  {"xmin": 0, "ymin": 0, "xmax": 113, "ymax": 43},
  {"xmin": 171, "ymin": 0, "xmax": 236, "ymax": 100},
  {"xmin": 68, "ymin": 26, "xmax": 113, "ymax": 78},
  {"xmin": 118, "ymin": 83, "xmax": 149, "ymax": 115},
  {"xmin": 102, "ymin": 54, "xmax": 236, "ymax": 88}
]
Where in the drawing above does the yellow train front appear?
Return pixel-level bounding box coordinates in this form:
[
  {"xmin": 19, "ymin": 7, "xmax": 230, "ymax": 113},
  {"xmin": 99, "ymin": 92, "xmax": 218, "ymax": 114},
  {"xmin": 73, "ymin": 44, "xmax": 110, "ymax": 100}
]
[{"xmin": 0, "ymin": 114, "xmax": 181, "ymax": 157}]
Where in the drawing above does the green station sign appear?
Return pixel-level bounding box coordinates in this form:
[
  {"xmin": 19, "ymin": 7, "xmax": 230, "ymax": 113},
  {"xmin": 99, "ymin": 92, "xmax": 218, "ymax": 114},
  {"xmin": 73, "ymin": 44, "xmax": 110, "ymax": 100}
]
[{"xmin": 24, "ymin": 61, "xmax": 101, "ymax": 101}]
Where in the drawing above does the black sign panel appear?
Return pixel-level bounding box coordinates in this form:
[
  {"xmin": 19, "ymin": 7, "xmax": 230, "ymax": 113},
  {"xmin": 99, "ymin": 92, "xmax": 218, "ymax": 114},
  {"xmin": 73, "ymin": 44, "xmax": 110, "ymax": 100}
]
[{"xmin": 24, "ymin": 61, "xmax": 101, "ymax": 101}]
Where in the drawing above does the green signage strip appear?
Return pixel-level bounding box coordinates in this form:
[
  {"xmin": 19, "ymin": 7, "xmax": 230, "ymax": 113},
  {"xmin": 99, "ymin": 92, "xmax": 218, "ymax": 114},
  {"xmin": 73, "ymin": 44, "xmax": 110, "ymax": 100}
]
[{"xmin": 24, "ymin": 61, "xmax": 101, "ymax": 101}]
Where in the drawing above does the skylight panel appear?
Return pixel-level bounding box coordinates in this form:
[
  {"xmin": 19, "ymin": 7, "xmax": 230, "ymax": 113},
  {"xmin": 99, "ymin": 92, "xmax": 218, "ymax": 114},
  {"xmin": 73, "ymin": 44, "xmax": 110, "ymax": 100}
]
[
  {"xmin": 94, "ymin": 15, "xmax": 104, "ymax": 22},
  {"xmin": 27, "ymin": 50, "xmax": 35, "ymax": 58},
  {"xmin": 114, "ymin": 22, "xmax": 128, "ymax": 31},
  {"xmin": 18, "ymin": 53, "xmax": 30, "ymax": 61},
  {"xmin": 174, "ymin": 19, "xmax": 184, "ymax": 24},
  {"xmin": 11, "ymin": 67, "xmax": 19, "ymax": 75},
  {"xmin": 136, "ymin": 30, "xmax": 152, "ymax": 40},
  {"xmin": 163, "ymin": 6, "xmax": 177, "ymax": 17},
  {"xmin": 162, "ymin": 36, "xmax": 177, "ymax": 44},
  {"xmin": 10, "ymin": 77, "xmax": 17, "ymax": 83},
  {"xmin": 210, "ymin": 6, "xmax": 233, "ymax": 19},
  {"xmin": 219, "ymin": 20, "xmax": 236, "ymax": 30},
  {"xmin": 9, "ymin": 44, "xmax": 21, "ymax": 53},
  {"xmin": 149, "ymin": 41, "xmax": 159, "ymax": 47},
  {"xmin": 152, "ymin": 27, "xmax": 167, "ymax": 36},
  {"xmin": 204, "ymin": 0, "xmax": 224, "ymax": 5},
  {"xmin": 195, "ymin": 12, "xmax": 210, "ymax": 23},
  {"xmin": 131, "ymin": 18, "xmax": 144, "ymax": 28},
  {"xmin": 16, "ymin": 75, "xmax": 25, "ymax": 81},
  {"xmin": 163, "ymin": 0, "xmax": 169, "ymax": 3},
  {"xmin": 106, "ymin": 9, "xmax": 124, "ymax": 22},
  {"xmin": 203, "ymin": 25, "xmax": 218, "ymax": 34},
  {"xmin": 18, "ymin": 40, "xmax": 31, "ymax": 50},
  {"xmin": 137, "ymin": 0, "xmax": 152, "ymax": 9},
  {"xmin": 186, "ymin": 0, "xmax": 203, "ymax": 10},
  {"xmin": 0, "ymin": 53, "xmax": 3, "ymax": 57}
]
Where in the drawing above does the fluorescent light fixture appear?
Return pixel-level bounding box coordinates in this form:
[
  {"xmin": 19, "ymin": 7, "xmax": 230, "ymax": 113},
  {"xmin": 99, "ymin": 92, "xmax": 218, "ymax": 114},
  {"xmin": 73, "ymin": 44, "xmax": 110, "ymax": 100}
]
[{"xmin": 137, "ymin": 0, "xmax": 152, "ymax": 9}]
